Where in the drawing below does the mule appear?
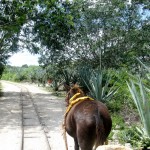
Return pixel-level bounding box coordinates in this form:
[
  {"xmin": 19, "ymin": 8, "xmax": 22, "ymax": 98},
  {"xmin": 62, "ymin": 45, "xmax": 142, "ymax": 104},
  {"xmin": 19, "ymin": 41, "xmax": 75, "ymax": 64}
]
[{"xmin": 63, "ymin": 85, "xmax": 112, "ymax": 150}]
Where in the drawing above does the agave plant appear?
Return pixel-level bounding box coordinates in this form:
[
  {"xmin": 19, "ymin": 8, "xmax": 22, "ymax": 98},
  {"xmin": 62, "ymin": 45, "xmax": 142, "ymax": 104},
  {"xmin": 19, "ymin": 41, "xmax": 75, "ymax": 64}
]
[
  {"xmin": 77, "ymin": 66, "xmax": 93, "ymax": 93},
  {"xmin": 81, "ymin": 68, "xmax": 118, "ymax": 102},
  {"xmin": 127, "ymin": 59, "xmax": 150, "ymax": 148},
  {"xmin": 127, "ymin": 78, "xmax": 150, "ymax": 138},
  {"xmin": 62, "ymin": 69, "xmax": 77, "ymax": 85}
]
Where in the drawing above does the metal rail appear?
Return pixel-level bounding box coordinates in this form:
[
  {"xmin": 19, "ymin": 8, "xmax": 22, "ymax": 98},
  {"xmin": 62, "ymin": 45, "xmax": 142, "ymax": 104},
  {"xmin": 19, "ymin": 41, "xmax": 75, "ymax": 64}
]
[{"xmin": 20, "ymin": 89, "xmax": 24, "ymax": 150}]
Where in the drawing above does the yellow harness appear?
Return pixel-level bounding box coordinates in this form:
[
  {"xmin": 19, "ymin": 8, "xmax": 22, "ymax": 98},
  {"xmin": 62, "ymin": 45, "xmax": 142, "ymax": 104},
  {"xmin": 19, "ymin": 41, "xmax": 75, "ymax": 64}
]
[{"xmin": 65, "ymin": 93, "xmax": 94, "ymax": 116}]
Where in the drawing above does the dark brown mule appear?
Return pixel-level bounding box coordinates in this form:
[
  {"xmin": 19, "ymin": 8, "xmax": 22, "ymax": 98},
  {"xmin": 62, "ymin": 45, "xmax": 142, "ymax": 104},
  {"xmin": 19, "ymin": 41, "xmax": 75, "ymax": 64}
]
[{"xmin": 63, "ymin": 85, "xmax": 112, "ymax": 150}]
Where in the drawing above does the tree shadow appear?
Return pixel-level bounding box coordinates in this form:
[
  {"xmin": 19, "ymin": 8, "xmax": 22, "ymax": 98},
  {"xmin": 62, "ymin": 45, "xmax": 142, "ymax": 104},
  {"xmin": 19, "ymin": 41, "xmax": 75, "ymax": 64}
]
[
  {"xmin": 0, "ymin": 90, "xmax": 66, "ymax": 133},
  {"xmin": 31, "ymin": 92, "xmax": 66, "ymax": 131}
]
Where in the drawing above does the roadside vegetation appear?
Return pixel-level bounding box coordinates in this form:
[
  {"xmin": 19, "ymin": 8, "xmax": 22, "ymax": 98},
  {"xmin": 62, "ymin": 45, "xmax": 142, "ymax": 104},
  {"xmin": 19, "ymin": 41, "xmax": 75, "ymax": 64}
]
[
  {"xmin": 0, "ymin": 0, "xmax": 150, "ymax": 149},
  {"xmin": 1, "ymin": 60, "xmax": 150, "ymax": 149}
]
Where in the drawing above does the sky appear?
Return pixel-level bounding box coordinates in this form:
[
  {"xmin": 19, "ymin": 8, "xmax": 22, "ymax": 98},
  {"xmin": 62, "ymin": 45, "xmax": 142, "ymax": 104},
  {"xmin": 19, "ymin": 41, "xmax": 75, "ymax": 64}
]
[{"xmin": 8, "ymin": 51, "xmax": 40, "ymax": 66}]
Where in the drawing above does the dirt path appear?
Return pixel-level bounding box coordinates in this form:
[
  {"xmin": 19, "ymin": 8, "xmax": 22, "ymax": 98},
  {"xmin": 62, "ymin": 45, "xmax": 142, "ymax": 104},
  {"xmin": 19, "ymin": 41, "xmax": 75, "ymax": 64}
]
[
  {"xmin": 0, "ymin": 80, "xmax": 74, "ymax": 150},
  {"xmin": 0, "ymin": 80, "xmax": 132, "ymax": 150}
]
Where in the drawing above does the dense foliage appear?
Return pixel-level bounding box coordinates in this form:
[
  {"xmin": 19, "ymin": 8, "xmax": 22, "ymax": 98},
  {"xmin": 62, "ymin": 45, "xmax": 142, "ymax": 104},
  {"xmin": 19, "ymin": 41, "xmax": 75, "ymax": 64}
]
[
  {"xmin": 35, "ymin": 0, "xmax": 150, "ymax": 71},
  {"xmin": 0, "ymin": 0, "xmax": 149, "ymax": 71},
  {"xmin": 0, "ymin": 0, "xmax": 75, "ymax": 76}
]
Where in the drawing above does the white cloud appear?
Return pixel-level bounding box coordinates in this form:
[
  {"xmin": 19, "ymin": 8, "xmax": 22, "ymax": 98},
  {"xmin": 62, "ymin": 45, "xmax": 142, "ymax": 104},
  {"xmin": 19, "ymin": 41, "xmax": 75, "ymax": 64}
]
[{"xmin": 8, "ymin": 51, "xmax": 39, "ymax": 66}]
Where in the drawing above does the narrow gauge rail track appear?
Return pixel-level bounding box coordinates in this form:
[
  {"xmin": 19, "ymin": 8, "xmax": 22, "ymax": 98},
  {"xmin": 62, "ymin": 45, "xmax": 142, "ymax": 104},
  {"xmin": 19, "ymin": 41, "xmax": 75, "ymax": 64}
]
[
  {"xmin": 12, "ymin": 83, "xmax": 51, "ymax": 150},
  {"xmin": 1, "ymin": 81, "xmax": 133, "ymax": 150},
  {"xmin": 1, "ymin": 81, "xmax": 74, "ymax": 150}
]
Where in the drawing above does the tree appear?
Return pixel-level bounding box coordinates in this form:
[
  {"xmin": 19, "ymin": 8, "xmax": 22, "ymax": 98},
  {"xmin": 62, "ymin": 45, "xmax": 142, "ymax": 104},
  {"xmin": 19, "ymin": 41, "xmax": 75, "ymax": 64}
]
[
  {"xmin": 0, "ymin": 0, "xmax": 78, "ymax": 76},
  {"xmin": 30, "ymin": 0, "xmax": 79, "ymax": 65},
  {"xmin": 0, "ymin": 0, "xmax": 38, "ymax": 76},
  {"xmin": 62, "ymin": 0, "xmax": 150, "ymax": 70},
  {"xmin": 0, "ymin": 0, "xmax": 149, "ymax": 74}
]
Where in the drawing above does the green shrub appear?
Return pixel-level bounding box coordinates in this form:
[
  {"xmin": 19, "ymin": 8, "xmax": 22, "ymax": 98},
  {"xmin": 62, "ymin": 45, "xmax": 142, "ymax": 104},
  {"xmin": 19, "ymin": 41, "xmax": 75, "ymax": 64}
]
[
  {"xmin": 116, "ymin": 125, "xmax": 150, "ymax": 149},
  {"xmin": 102, "ymin": 69, "xmax": 136, "ymax": 120},
  {"xmin": 107, "ymin": 99, "xmax": 123, "ymax": 113},
  {"xmin": 111, "ymin": 113, "xmax": 125, "ymax": 129},
  {"xmin": 117, "ymin": 126, "xmax": 141, "ymax": 147}
]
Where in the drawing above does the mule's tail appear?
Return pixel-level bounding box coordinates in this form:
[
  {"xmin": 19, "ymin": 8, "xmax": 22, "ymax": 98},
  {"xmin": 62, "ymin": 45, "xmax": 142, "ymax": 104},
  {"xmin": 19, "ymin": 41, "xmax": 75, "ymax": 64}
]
[{"xmin": 94, "ymin": 110, "xmax": 106, "ymax": 150}]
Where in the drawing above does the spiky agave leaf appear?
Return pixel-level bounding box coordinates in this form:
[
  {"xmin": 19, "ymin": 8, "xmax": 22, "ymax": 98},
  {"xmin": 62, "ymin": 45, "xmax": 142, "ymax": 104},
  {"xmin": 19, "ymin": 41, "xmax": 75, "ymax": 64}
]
[
  {"xmin": 127, "ymin": 78, "xmax": 150, "ymax": 138},
  {"xmin": 82, "ymin": 69, "xmax": 118, "ymax": 102}
]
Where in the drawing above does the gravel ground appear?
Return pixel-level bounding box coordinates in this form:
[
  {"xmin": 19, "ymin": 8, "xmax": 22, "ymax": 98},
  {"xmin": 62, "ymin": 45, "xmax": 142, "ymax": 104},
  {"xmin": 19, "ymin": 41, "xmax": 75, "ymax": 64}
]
[
  {"xmin": 0, "ymin": 81, "xmax": 74, "ymax": 150},
  {"xmin": 0, "ymin": 81, "xmax": 132, "ymax": 150}
]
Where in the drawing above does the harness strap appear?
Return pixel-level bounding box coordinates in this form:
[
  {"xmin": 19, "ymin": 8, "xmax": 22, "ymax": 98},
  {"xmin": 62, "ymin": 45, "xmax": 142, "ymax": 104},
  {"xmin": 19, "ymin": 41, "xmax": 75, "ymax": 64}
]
[{"xmin": 65, "ymin": 94, "xmax": 94, "ymax": 117}]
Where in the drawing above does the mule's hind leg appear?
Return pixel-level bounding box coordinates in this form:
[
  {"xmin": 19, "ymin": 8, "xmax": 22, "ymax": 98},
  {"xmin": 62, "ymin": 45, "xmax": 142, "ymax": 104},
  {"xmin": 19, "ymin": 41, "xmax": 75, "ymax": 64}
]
[
  {"xmin": 74, "ymin": 137, "xmax": 79, "ymax": 150},
  {"xmin": 78, "ymin": 140, "xmax": 93, "ymax": 150},
  {"xmin": 77, "ymin": 127, "xmax": 95, "ymax": 150}
]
